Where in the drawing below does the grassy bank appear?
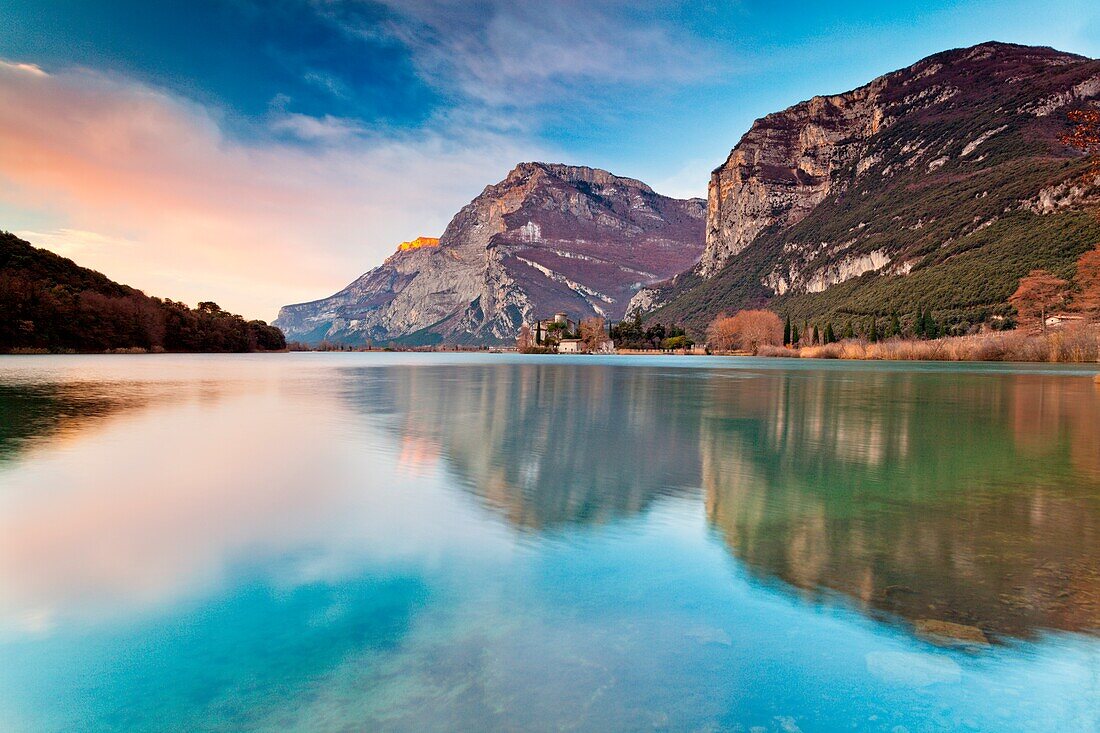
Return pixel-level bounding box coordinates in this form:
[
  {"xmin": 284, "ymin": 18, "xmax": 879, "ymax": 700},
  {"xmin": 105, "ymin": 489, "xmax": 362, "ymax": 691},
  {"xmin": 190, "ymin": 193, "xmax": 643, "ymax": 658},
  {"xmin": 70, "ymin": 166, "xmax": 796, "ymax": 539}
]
[{"xmin": 756, "ymin": 326, "xmax": 1100, "ymax": 363}]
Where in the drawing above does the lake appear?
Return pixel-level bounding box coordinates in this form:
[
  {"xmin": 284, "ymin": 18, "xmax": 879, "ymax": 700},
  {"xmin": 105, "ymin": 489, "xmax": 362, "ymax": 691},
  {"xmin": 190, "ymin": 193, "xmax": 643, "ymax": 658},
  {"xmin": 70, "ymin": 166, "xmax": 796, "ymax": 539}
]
[{"xmin": 0, "ymin": 353, "xmax": 1098, "ymax": 732}]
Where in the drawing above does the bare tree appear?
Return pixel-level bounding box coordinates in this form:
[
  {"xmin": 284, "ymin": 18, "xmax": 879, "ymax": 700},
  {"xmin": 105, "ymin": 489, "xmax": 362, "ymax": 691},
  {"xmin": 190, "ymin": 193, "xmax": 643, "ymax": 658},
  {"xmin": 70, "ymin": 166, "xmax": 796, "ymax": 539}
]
[
  {"xmin": 516, "ymin": 323, "xmax": 534, "ymax": 351},
  {"xmin": 706, "ymin": 314, "xmax": 738, "ymax": 352},
  {"xmin": 1062, "ymin": 108, "xmax": 1100, "ymax": 177},
  {"xmin": 1073, "ymin": 245, "xmax": 1100, "ymax": 319},
  {"xmin": 707, "ymin": 310, "xmax": 783, "ymax": 353},
  {"xmin": 1009, "ymin": 269, "xmax": 1068, "ymax": 332},
  {"xmin": 578, "ymin": 317, "xmax": 608, "ymax": 353}
]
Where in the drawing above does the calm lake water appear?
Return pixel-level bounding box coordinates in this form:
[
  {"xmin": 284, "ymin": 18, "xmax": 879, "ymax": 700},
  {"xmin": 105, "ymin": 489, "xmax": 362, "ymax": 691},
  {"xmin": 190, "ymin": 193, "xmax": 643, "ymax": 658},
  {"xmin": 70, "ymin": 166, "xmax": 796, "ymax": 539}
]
[{"xmin": 1, "ymin": 354, "xmax": 1098, "ymax": 732}]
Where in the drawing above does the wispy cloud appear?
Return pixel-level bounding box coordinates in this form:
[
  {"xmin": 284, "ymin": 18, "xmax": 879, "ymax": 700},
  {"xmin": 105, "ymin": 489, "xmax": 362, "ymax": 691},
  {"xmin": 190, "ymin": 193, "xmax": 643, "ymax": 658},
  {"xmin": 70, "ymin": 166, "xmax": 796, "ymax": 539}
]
[
  {"xmin": 0, "ymin": 60, "xmax": 48, "ymax": 77},
  {"xmin": 269, "ymin": 111, "xmax": 368, "ymax": 142},
  {"xmin": 0, "ymin": 58, "xmax": 548, "ymax": 319},
  {"xmin": 322, "ymin": 0, "xmax": 726, "ymax": 110}
]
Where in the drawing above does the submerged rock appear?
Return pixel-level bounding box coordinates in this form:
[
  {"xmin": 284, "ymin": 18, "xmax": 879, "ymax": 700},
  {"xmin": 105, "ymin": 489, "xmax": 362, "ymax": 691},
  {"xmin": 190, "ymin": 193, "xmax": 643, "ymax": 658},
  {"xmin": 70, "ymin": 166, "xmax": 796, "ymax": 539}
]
[{"xmin": 914, "ymin": 619, "xmax": 989, "ymax": 645}]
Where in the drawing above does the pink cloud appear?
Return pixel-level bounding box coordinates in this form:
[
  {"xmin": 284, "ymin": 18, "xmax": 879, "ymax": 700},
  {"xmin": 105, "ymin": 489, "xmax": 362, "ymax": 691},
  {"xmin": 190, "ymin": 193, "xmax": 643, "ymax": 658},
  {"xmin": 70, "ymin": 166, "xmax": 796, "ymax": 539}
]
[{"xmin": 0, "ymin": 60, "xmax": 545, "ymax": 319}]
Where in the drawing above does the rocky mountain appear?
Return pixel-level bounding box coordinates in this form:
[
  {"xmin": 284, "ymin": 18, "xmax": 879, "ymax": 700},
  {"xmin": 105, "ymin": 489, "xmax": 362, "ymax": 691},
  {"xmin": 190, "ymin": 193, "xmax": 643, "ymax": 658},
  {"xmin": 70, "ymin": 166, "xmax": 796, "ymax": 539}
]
[
  {"xmin": 275, "ymin": 163, "xmax": 706, "ymax": 345},
  {"xmin": 634, "ymin": 42, "xmax": 1100, "ymax": 332}
]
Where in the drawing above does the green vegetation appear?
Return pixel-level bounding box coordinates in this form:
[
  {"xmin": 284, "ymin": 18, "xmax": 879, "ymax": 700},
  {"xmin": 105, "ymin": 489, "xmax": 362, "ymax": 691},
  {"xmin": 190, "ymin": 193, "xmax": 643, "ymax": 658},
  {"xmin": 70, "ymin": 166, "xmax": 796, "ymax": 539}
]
[
  {"xmin": 648, "ymin": 90, "xmax": 1100, "ymax": 336},
  {"xmin": 610, "ymin": 315, "xmax": 690, "ymax": 350},
  {"xmin": 0, "ymin": 231, "xmax": 285, "ymax": 353}
]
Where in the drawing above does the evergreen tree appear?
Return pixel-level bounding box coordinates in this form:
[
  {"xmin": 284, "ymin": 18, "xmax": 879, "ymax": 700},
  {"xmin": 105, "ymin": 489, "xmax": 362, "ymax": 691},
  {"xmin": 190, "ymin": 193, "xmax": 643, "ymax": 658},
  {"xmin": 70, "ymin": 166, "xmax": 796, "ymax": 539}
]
[
  {"xmin": 824, "ymin": 322, "xmax": 835, "ymax": 344},
  {"xmin": 913, "ymin": 308, "xmax": 924, "ymax": 338},
  {"xmin": 535, "ymin": 322, "xmax": 543, "ymax": 345},
  {"xmin": 791, "ymin": 322, "xmax": 800, "ymax": 345},
  {"xmin": 783, "ymin": 315, "xmax": 791, "ymax": 346},
  {"xmin": 843, "ymin": 321, "xmax": 854, "ymax": 339},
  {"xmin": 889, "ymin": 312, "xmax": 900, "ymax": 338},
  {"xmin": 926, "ymin": 311, "xmax": 939, "ymax": 339},
  {"xmin": 869, "ymin": 317, "xmax": 879, "ymax": 343},
  {"xmin": 812, "ymin": 325, "xmax": 820, "ymax": 345}
]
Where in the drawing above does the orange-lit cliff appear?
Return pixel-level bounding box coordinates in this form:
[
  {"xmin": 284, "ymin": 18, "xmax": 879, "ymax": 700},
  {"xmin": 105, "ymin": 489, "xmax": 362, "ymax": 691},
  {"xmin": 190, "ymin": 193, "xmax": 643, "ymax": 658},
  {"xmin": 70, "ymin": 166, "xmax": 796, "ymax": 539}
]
[{"xmin": 396, "ymin": 236, "xmax": 440, "ymax": 252}]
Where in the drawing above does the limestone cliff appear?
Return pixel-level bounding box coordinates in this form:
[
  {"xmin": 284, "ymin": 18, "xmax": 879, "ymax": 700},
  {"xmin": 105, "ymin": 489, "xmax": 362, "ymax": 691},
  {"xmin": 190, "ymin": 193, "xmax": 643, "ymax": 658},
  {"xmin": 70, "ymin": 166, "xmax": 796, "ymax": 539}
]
[{"xmin": 700, "ymin": 80, "xmax": 887, "ymax": 277}]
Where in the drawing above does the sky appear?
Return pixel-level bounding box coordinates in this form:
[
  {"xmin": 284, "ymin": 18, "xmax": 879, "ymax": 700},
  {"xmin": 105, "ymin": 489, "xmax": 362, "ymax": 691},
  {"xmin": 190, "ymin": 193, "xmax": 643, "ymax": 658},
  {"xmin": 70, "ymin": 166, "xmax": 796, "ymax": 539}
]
[{"xmin": 1, "ymin": 1, "xmax": 1098, "ymax": 320}]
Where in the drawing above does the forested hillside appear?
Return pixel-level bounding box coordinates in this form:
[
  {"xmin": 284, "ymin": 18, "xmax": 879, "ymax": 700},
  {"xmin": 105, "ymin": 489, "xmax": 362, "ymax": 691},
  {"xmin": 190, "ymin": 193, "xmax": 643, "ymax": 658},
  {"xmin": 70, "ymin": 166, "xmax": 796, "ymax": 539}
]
[{"xmin": 0, "ymin": 231, "xmax": 285, "ymax": 353}]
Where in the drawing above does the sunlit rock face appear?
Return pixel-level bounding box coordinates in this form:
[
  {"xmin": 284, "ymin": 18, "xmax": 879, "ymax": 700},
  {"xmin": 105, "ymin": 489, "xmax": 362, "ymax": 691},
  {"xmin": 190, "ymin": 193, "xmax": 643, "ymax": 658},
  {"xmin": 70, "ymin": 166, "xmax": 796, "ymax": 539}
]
[
  {"xmin": 275, "ymin": 163, "xmax": 705, "ymax": 345},
  {"xmin": 638, "ymin": 42, "xmax": 1100, "ymax": 329},
  {"xmin": 699, "ymin": 82, "xmax": 886, "ymax": 277},
  {"xmin": 396, "ymin": 237, "xmax": 440, "ymax": 252}
]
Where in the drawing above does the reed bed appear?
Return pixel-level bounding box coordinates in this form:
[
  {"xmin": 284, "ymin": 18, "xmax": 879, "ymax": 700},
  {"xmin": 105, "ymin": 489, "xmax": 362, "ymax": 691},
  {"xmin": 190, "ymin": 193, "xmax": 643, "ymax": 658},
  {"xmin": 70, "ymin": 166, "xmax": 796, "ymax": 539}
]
[{"xmin": 755, "ymin": 326, "xmax": 1100, "ymax": 363}]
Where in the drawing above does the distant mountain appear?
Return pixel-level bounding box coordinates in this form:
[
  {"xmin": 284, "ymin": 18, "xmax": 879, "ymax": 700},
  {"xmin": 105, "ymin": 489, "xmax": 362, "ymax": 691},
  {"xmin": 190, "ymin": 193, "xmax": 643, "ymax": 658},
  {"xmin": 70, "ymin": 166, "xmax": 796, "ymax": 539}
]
[
  {"xmin": 0, "ymin": 231, "xmax": 285, "ymax": 353},
  {"xmin": 634, "ymin": 42, "xmax": 1100, "ymax": 332},
  {"xmin": 275, "ymin": 163, "xmax": 706, "ymax": 345}
]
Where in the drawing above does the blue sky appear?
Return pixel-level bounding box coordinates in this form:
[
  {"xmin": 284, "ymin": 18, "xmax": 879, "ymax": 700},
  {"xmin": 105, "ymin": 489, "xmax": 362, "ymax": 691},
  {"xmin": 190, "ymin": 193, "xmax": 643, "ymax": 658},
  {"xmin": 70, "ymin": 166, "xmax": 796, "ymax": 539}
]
[{"xmin": 1, "ymin": 0, "xmax": 1098, "ymax": 318}]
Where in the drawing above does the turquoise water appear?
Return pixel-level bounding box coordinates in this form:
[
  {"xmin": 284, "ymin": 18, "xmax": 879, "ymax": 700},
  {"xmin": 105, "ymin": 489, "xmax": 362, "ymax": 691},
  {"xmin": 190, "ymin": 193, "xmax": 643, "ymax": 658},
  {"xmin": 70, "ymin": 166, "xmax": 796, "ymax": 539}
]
[{"xmin": 0, "ymin": 353, "xmax": 1098, "ymax": 731}]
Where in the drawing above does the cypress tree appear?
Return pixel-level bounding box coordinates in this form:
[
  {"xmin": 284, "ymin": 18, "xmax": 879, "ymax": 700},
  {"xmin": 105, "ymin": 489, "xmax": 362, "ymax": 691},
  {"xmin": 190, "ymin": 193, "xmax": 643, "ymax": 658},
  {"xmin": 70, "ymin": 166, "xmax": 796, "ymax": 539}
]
[
  {"xmin": 913, "ymin": 308, "xmax": 924, "ymax": 338},
  {"xmin": 791, "ymin": 322, "xmax": 800, "ymax": 345},
  {"xmin": 843, "ymin": 321, "xmax": 854, "ymax": 339},
  {"xmin": 535, "ymin": 322, "xmax": 543, "ymax": 345},
  {"xmin": 824, "ymin": 322, "xmax": 835, "ymax": 344},
  {"xmin": 812, "ymin": 325, "xmax": 820, "ymax": 345},
  {"xmin": 783, "ymin": 315, "xmax": 791, "ymax": 346},
  {"xmin": 889, "ymin": 313, "xmax": 900, "ymax": 338},
  {"xmin": 869, "ymin": 317, "xmax": 879, "ymax": 343}
]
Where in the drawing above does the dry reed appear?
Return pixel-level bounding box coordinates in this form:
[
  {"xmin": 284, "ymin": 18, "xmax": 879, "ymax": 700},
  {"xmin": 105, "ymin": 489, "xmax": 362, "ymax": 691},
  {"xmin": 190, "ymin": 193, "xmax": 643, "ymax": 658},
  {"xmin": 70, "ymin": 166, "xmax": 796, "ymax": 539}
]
[{"xmin": 756, "ymin": 325, "xmax": 1100, "ymax": 363}]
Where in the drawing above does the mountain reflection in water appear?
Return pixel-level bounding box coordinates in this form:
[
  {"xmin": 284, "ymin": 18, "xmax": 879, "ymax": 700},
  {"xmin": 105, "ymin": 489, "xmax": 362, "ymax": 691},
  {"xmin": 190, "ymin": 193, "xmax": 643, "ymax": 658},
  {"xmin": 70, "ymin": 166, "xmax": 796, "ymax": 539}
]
[{"xmin": 360, "ymin": 362, "xmax": 1100, "ymax": 639}]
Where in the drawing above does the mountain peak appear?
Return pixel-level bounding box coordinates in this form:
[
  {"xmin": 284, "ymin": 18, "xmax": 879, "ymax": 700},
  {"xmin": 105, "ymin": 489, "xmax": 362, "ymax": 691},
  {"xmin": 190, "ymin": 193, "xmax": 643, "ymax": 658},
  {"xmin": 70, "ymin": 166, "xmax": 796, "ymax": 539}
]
[
  {"xmin": 505, "ymin": 162, "xmax": 655, "ymax": 194},
  {"xmin": 934, "ymin": 40, "xmax": 1088, "ymax": 62}
]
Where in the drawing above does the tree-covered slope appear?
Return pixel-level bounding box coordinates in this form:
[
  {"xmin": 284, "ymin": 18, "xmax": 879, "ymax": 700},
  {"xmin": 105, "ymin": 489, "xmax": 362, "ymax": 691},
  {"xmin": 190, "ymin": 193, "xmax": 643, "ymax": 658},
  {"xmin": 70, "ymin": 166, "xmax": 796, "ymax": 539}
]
[{"xmin": 0, "ymin": 231, "xmax": 285, "ymax": 353}]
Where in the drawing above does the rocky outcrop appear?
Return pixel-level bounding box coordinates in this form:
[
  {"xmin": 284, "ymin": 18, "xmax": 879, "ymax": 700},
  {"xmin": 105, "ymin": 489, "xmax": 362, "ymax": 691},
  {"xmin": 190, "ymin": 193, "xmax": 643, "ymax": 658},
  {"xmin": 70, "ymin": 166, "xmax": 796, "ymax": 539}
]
[
  {"xmin": 275, "ymin": 163, "xmax": 705, "ymax": 344},
  {"xmin": 700, "ymin": 80, "xmax": 887, "ymax": 276},
  {"xmin": 642, "ymin": 42, "xmax": 1100, "ymax": 331}
]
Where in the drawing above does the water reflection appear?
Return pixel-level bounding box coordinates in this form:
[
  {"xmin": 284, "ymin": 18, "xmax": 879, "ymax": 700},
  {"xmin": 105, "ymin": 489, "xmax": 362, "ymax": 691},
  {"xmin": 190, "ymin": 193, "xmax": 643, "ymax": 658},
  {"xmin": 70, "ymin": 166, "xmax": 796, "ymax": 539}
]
[
  {"xmin": 0, "ymin": 381, "xmax": 157, "ymax": 462},
  {"xmin": 344, "ymin": 364, "xmax": 705, "ymax": 530},
  {"xmin": 363, "ymin": 362, "xmax": 1100, "ymax": 639},
  {"xmin": 0, "ymin": 366, "xmax": 511, "ymax": 634},
  {"xmin": 700, "ymin": 369, "xmax": 1100, "ymax": 639}
]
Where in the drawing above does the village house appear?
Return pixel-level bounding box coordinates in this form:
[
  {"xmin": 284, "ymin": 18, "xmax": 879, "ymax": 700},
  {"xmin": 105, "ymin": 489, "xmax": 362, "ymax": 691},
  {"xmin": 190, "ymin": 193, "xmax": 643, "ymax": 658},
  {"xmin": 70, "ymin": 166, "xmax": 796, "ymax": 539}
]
[
  {"xmin": 536, "ymin": 312, "xmax": 576, "ymax": 334},
  {"xmin": 517, "ymin": 311, "xmax": 615, "ymax": 353},
  {"xmin": 557, "ymin": 338, "xmax": 582, "ymax": 354},
  {"xmin": 517, "ymin": 312, "xmax": 591, "ymax": 352},
  {"xmin": 528, "ymin": 312, "xmax": 577, "ymax": 346},
  {"xmin": 1044, "ymin": 312, "xmax": 1085, "ymax": 329}
]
